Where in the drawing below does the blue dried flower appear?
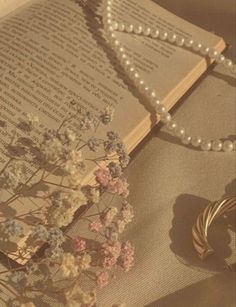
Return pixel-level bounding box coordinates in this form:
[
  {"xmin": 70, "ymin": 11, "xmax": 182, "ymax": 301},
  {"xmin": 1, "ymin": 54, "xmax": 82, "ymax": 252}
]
[
  {"xmin": 108, "ymin": 162, "xmax": 122, "ymax": 178},
  {"xmin": 31, "ymin": 225, "xmax": 48, "ymax": 241},
  {"xmin": 87, "ymin": 137, "xmax": 100, "ymax": 152},
  {"xmin": 1, "ymin": 219, "xmax": 23, "ymax": 237},
  {"xmin": 107, "ymin": 131, "xmax": 120, "ymax": 141},
  {"xmin": 48, "ymin": 227, "xmax": 65, "ymax": 247}
]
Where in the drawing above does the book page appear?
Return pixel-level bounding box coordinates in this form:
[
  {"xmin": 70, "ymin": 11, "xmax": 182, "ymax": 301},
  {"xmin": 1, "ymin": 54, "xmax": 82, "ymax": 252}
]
[
  {"xmin": 0, "ymin": 0, "xmax": 31, "ymax": 18},
  {"xmin": 0, "ymin": 0, "xmax": 225, "ymax": 262}
]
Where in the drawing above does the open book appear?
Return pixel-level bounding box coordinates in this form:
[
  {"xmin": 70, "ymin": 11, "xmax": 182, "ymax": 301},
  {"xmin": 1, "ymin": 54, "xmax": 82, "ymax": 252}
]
[{"xmin": 0, "ymin": 0, "xmax": 225, "ymax": 263}]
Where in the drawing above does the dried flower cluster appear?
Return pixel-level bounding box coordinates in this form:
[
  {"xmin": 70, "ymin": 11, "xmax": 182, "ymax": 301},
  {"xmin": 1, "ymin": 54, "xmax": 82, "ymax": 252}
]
[{"xmin": 0, "ymin": 106, "xmax": 134, "ymax": 306}]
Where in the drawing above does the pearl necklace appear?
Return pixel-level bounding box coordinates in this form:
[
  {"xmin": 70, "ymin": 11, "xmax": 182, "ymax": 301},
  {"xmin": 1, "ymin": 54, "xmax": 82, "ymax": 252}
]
[{"xmin": 102, "ymin": 0, "xmax": 236, "ymax": 152}]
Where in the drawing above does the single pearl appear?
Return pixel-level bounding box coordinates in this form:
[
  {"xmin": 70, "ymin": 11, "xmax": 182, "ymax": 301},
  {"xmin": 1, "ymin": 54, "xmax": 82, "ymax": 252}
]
[
  {"xmin": 143, "ymin": 86, "xmax": 151, "ymax": 95},
  {"xmin": 181, "ymin": 135, "xmax": 192, "ymax": 145},
  {"xmin": 110, "ymin": 32, "xmax": 116, "ymax": 40},
  {"xmin": 144, "ymin": 27, "xmax": 151, "ymax": 36},
  {"xmin": 118, "ymin": 23, "xmax": 125, "ymax": 31},
  {"xmin": 106, "ymin": 18, "xmax": 112, "ymax": 26},
  {"xmin": 124, "ymin": 59, "xmax": 131, "ymax": 67},
  {"xmin": 212, "ymin": 140, "xmax": 223, "ymax": 152},
  {"xmin": 176, "ymin": 36, "xmax": 185, "ymax": 46},
  {"xmin": 192, "ymin": 42, "xmax": 202, "ymax": 51},
  {"xmin": 120, "ymin": 54, "xmax": 127, "ymax": 63},
  {"xmin": 168, "ymin": 33, "xmax": 177, "ymax": 43},
  {"xmin": 223, "ymin": 140, "xmax": 234, "ymax": 152},
  {"xmin": 175, "ymin": 127, "xmax": 185, "ymax": 138},
  {"xmin": 208, "ymin": 49, "xmax": 219, "ymax": 59},
  {"xmin": 112, "ymin": 22, "xmax": 119, "ymax": 30},
  {"xmin": 152, "ymin": 99, "xmax": 160, "ymax": 108},
  {"xmin": 167, "ymin": 121, "xmax": 177, "ymax": 131},
  {"xmin": 191, "ymin": 136, "xmax": 202, "ymax": 147},
  {"xmin": 133, "ymin": 72, "xmax": 140, "ymax": 80},
  {"xmin": 107, "ymin": 25, "xmax": 114, "ymax": 32},
  {"xmin": 224, "ymin": 59, "xmax": 233, "ymax": 68},
  {"xmin": 138, "ymin": 79, "xmax": 145, "ymax": 90},
  {"xmin": 134, "ymin": 25, "xmax": 143, "ymax": 34},
  {"xmin": 113, "ymin": 39, "xmax": 120, "ymax": 47},
  {"xmin": 156, "ymin": 104, "xmax": 166, "ymax": 114},
  {"xmin": 151, "ymin": 29, "xmax": 159, "ymax": 38},
  {"xmin": 200, "ymin": 45, "xmax": 210, "ymax": 56},
  {"xmin": 185, "ymin": 38, "xmax": 194, "ymax": 48},
  {"xmin": 118, "ymin": 47, "xmax": 125, "ymax": 53},
  {"xmin": 201, "ymin": 140, "xmax": 212, "ymax": 151},
  {"xmin": 128, "ymin": 66, "xmax": 135, "ymax": 76},
  {"xmin": 160, "ymin": 112, "xmax": 172, "ymax": 123},
  {"xmin": 126, "ymin": 24, "xmax": 134, "ymax": 33},
  {"xmin": 215, "ymin": 54, "xmax": 225, "ymax": 64},
  {"xmin": 150, "ymin": 91, "xmax": 156, "ymax": 100},
  {"xmin": 159, "ymin": 30, "xmax": 168, "ymax": 40}
]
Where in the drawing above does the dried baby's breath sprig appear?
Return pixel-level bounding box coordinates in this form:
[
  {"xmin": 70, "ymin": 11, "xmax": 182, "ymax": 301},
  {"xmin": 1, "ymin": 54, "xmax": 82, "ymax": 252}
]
[{"xmin": 0, "ymin": 106, "xmax": 133, "ymax": 306}]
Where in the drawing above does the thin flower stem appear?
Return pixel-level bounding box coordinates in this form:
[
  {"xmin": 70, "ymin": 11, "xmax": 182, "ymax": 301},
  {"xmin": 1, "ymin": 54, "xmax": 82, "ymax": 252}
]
[
  {"xmin": 81, "ymin": 217, "xmax": 93, "ymax": 223},
  {"xmin": 96, "ymin": 202, "xmax": 101, "ymax": 214},
  {"xmin": 3, "ymin": 194, "xmax": 20, "ymax": 207},
  {"xmin": 24, "ymin": 167, "xmax": 41, "ymax": 186},
  {"xmin": 0, "ymin": 158, "xmax": 13, "ymax": 176},
  {"xmin": 76, "ymin": 142, "xmax": 88, "ymax": 151},
  {"xmin": 82, "ymin": 271, "xmax": 95, "ymax": 281},
  {"xmin": 15, "ymin": 207, "xmax": 44, "ymax": 218},
  {"xmin": 42, "ymin": 180, "xmax": 75, "ymax": 190},
  {"xmin": 83, "ymin": 213, "xmax": 101, "ymax": 218}
]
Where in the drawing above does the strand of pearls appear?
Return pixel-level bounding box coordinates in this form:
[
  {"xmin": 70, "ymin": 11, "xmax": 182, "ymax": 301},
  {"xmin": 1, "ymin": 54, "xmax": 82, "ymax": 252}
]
[{"xmin": 103, "ymin": 0, "xmax": 236, "ymax": 152}]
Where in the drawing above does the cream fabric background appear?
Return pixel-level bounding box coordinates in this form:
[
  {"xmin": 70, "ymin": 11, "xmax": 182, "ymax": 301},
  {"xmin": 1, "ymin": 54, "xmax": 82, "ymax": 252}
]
[{"xmin": 94, "ymin": 0, "xmax": 236, "ymax": 306}]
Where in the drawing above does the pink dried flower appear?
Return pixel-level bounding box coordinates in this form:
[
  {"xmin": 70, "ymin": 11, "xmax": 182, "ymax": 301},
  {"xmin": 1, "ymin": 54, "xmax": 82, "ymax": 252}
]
[
  {"xmin": 72, "ymin": 236, "xmax": 86, "ymax": 253},
  {"xmin": 94, "ymin": 168, "xmax": 111, "ymax": 187},
  {"xmin": 118, "ymin": 241, "xmax": 135, "ymax": 272},
  {"xmin": 88, "ymin": 220, "xmax": 103, "ymax": 233},
  {"xmin": 100, "ymin": 207, "xmax": 118, "ymax": 226},
  {"xmin": 96, "ymin": 271, "xmax": 109, "ymax": 288},
  {"xmin": 101, "ymin": 240, "xmax": 121, "ymax": 269},
  {"xmin": 102, "ymin": 256, "xmax": 117, "ymax": 269},
  {"xmin": 107, "ymin": 178, "xmax": 129, "ymax": 197}
]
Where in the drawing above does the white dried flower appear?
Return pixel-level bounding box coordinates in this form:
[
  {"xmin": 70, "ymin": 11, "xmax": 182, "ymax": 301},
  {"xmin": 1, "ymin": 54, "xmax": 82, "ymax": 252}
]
[
  {"xmin": 65, "ymin": 160, "xmax": 78, "ymax": 176},
  {"xmin": 26, "ymin": 113, "xmax": 39, "ymax": 126},
  {"xmin": 1, "ymin": 219, "xmax": 23, "ymax": 237},
  {"xmin": 77, "ymin": 253, "xmax": 91, "ymax": 270},
  {"xmin": 61, "ymin": 253, "xmax": 79, "ymax": 278},
  {"xmin": 64, "ymin": 128, "xmax": 77, "ymax": 142},
  {"xmin": 65, "ymin": 284, "xmax": 97, "ymax": 307},
  {"xmin": 47, "ymin": 190, "xmax": 87, "ymax": 227},
  {"xmin": 40, "ymin": 137, "xmax": 64, "ymax": 162},
  {"xmin": 47, "ymin": 206, "xmax": 75, "ymax": 228},
  {"xmin": 100, "ymin": 106, "xmax": 115, "ymax": 125},
  {"xmin": 68, "ymin": 150, "xmax": 83, "ymax": 164},
  {"xmin": 2, "ymin": 161, "xmax": 26, "ymax": 189}
]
